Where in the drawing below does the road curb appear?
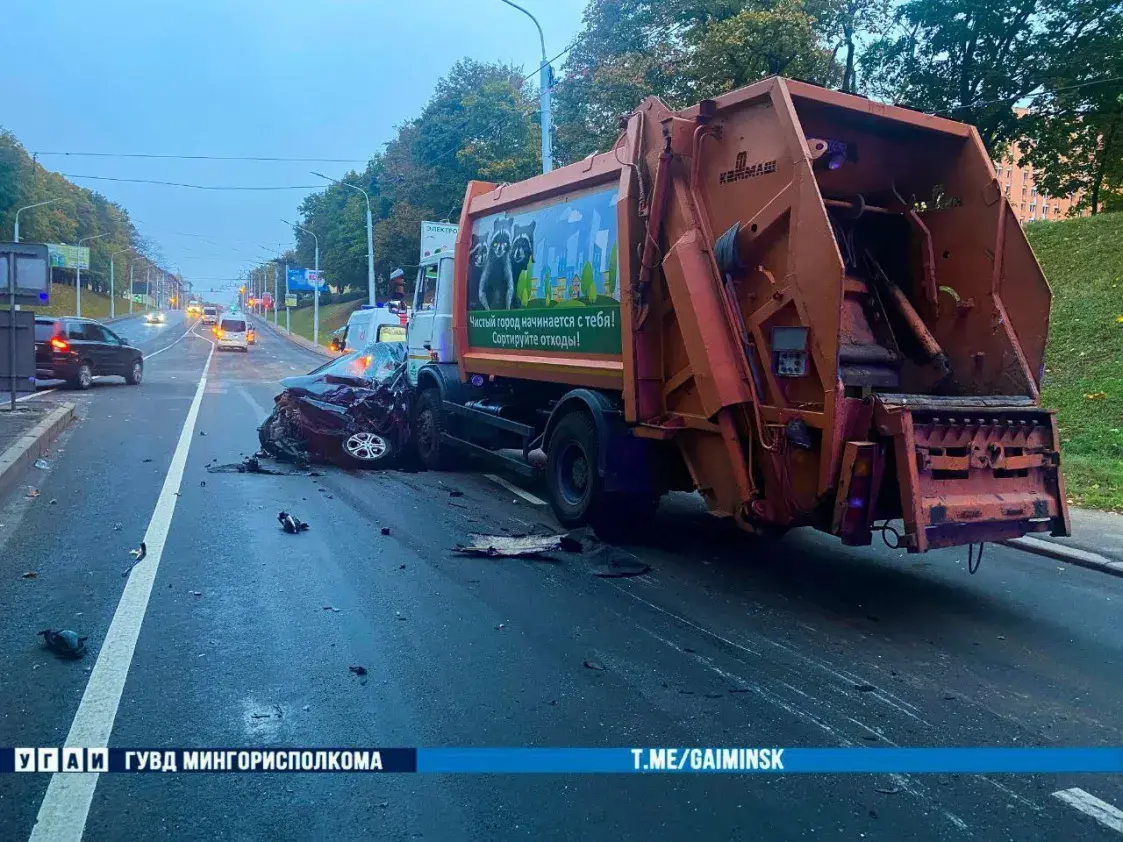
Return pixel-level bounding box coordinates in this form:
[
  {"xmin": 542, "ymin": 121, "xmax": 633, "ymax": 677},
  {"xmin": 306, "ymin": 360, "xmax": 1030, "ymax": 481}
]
[
  {"xmin": 252, "ymin": 315, "xmax": 332, "ymax": 359},
  {"xmin": 0, "ymin": 402, "xmax": 76, "ymax": 502},
  {"xmin": 1003, "ymin": 536, "xmax": 1123, "ymax": 578}
]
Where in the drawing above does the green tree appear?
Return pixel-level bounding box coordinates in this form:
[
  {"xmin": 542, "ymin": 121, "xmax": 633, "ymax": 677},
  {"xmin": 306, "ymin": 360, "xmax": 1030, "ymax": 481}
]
[
  {"xmin": 580, "ymin": 261, "xmax": 596, "ymax": 302},
  {"xmin": 554, "ymin": 0, "xmax": 842, "ymax": 163},
  {"xmin": 859, "ymin": 0, "xmax": 1120, "ymax": 154},
  {"xmin": 1017, "ymin": 25, "xmax": 1123, "ymax": 216}
]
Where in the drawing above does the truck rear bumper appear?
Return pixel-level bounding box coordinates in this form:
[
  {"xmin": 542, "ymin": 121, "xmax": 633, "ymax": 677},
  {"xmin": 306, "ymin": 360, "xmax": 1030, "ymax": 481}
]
[{"xmin": 873, "ymin": 395, "xmax": 1070, "ymax": 552}]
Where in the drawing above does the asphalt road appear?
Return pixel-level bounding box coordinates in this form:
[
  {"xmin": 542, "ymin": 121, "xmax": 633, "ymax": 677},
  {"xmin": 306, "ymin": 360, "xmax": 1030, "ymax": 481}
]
[{"xmin": 1, "ymin": 315, "xmax": 1122, "ymax": 840}]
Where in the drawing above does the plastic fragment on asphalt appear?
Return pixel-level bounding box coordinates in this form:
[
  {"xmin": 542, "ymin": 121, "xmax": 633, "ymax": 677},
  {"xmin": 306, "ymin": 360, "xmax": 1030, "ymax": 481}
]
[
  {"xmin": 21, "ymin": 571, "xmax": 37, "ymax": 579},
  {"xmin": 26, "ymin": 487, "xmax": 39, "ymax": 498},
  {"xmin": 583, "ymin": 659, "xmax": 606, "ymax": 671},
  {"xmin": 38, "ymin": 629, "xmax": 87, "ymax": 659},
  {"xmin": 129, "ymin": 542, "xmax": 147, "ymax": 561},
  {"xmin": 454, "ymin": 533, "xmax": 582, "ymax": 558},
  {"xmin": 381, "ymin": 527, "xmax": 391, "ymax": 535},
  {"xmin": 33, "ymin": 459, "xmax": 50, "ymax": 470},
  {"xmin": 278, "ymin": 511, "xmax": 309, "ymax": 534},
  {"xmin": 349, "ymin": 665, "xmax": 368, "ymax": 676}
]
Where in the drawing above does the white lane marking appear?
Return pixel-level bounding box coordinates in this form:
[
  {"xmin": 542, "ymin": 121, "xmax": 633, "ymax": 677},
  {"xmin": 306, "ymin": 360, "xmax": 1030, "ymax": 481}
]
[
  {"xmin": 28, "ymin": 340, "xmax": 215, "ymax": 842},
  {"xmin": 16, "ymin": 388, "xmax": 55, "ymax": 402},
  {"xmin": 1054, "ymin": 788, "xmax": 1123, "ymax": 834},
  {"xmin": 484, "ymin": 474, "xmax": 546, "ymax": 505},
  {"xmin": 237, "ymin": 384, "xmax": 274, "ymax": 423}
]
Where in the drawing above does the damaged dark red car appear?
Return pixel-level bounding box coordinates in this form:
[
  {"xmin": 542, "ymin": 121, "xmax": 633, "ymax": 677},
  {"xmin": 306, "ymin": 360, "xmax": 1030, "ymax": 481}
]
[{"xmin": 258, "ymin": 341, "xmax": 411, "ymax": 467}]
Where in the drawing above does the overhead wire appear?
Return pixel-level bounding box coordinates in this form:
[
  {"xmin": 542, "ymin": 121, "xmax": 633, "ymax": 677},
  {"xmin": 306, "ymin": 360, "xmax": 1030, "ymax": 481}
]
[{"xmin": 36, "ymin": 151, "xmax": 367, "ymax": 163}]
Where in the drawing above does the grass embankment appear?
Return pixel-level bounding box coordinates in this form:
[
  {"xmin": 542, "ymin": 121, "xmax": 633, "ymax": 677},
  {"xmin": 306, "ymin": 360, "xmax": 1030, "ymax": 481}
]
[
  {"xmin": 1027, "ymin": 212, "xmax": 1123, "ymax": 511},
  {"xmin": 284, "ymin": 299, "xmax": 365, "ymax": 347},
  {"xmin": 25, "ymin": 283, "xmax": 129, "ymax": 321}
]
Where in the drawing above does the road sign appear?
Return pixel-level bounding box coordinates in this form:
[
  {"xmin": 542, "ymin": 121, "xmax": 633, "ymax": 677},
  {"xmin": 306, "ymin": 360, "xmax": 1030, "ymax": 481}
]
[
  {"xmin": 285, "ymin": 294, "xmax": 297, "ymax": 308},
  {"xmin": 421, "ymin": 221, "xmax": 458, "ymax": 261},
  {"xmin": 47, "ymin": 244, "xmax": 90, "ymax": 270},
  {"xmin": 286, "ymin": 267, "xmax": 313, "ymax": 291}
]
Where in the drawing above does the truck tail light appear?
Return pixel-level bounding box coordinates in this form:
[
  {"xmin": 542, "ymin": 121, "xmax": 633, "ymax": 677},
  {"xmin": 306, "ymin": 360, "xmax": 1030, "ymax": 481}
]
[
  {"xmin": 50, "ymin": 337, "xmax": 69, "ymax": 353},
  {"xmin": 832, "ymin": 442, "xmax": 879, "ymax": 546},
  {"xmin": 429, "ymin": 349, "xmax": 439, "ymax": 362}
]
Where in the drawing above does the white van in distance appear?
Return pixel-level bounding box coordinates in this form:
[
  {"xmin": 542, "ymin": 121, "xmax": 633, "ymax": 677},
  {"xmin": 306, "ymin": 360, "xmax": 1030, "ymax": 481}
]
[{"xmin": 215, "ymin": 315, "xmax": 249, "ymax": 352}]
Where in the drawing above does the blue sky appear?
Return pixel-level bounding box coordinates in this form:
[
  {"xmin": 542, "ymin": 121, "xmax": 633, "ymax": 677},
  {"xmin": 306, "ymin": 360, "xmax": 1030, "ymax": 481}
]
[{"xmin": 0, "ymin": 0, "xmax": 586, "ymax": 297}]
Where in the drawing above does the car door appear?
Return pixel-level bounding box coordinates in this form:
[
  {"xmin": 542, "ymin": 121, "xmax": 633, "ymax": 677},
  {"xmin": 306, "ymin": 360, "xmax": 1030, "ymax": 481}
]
[
  {"xmin": 407, "ymin": 263, "xmax": 438, "ymax": 383},
  {"xmin": 66, "ymin": 320, "xmax": 99, "ymax": 371},
  {"xmin": 83, "ymin": 323, "xmax": 117, "ymax": 373},
  {"xmin": 99, "ymin": 326, "xmax": 130, "ymax": 372}
]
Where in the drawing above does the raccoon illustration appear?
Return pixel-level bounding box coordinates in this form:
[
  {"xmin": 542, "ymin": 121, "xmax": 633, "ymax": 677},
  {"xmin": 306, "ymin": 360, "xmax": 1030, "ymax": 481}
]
[
  {"xmin": 479, "ymin": 218, "xmax": 514, "ymax": 311},
  {"xmin": 509, "ymin": 221, "xmax": 536, "ymax": 300}
]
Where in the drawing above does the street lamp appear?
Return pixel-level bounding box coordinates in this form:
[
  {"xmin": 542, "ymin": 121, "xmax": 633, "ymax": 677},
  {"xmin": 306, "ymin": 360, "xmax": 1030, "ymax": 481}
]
[
  {"xmin": 282, "ymin": 218, "xmax": 322, "ymax": 346},
  {"xmin": 76, "ymin": 233, "xmax": 108, "ymax": 317},
  {"xmin": 14, "ymin": 198, "xmax": 60, "ymax": 243},
  {"xmin": 109, "ymin": 247, "xmax": 132, "ymax": 320},
  {"xmin": 499, "ymin": 0, "xmax": 553, "ymax": 173},
  {"xmin": 311, "ymin": 171, "xmax": 375, "ymax": 306}
]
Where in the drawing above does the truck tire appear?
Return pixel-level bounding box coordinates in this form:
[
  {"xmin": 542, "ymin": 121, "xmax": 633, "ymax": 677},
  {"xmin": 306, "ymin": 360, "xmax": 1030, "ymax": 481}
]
[
  {"xmin": 546, "ymin": 412, "xmax": 606, "ymax": 528},
  {"xmin": 414, "ymin": 388, "xmax": 455, "ymax": 470}
]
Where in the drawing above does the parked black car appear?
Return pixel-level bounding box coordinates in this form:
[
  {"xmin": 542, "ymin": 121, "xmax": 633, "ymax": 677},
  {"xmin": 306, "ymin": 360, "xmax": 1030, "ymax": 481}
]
[
  {"xmin": 34, "ymin": 316, "xmax": 144, "ymax": 390},
  {"xmin": 258, "ymin": 341, "xmax": 409, "ymax": 466}
]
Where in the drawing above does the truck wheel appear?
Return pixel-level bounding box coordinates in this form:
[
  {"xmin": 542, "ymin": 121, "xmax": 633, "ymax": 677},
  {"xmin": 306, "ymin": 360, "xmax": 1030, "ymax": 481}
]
[
  {"xmin": 414, "ymin": 388, "xmax": 454, "ymax": 470},
  {"xmin": 546, "ymin": 412, "xmax": 606, "ymax": 528}
]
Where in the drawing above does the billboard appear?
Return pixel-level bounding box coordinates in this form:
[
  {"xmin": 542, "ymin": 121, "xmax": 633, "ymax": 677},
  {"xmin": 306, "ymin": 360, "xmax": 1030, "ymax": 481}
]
[
  {"xmin": 421, "ymin": 221, "xmax": 458, "ymax": 262},
  {"xmin": 286, "ymin": 267, "xmax": 322, "ymax": 291},
  {"xmin": 47, "ymin": 244, "xmax": 90, "ymax": 270},
  {"xmin": 466, "ymin": 184, "xmax": 621, "ymax": 355}
]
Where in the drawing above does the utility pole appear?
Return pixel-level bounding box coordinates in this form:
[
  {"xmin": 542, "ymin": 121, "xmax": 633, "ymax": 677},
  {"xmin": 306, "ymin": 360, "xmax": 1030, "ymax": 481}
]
[
  {"xmin": 499, "ymin": 0, "xmax": 552, "ymax": 173},
  {"xmin": 75, "ymin": 233, "xmax": 107, "ymax": 317}
]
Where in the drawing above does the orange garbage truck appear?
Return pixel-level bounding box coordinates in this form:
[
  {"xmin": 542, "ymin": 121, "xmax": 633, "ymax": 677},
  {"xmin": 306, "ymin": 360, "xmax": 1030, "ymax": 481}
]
[{"xmin": 404, "ymin": 76, "xmax": 1069, "ymax": 554}]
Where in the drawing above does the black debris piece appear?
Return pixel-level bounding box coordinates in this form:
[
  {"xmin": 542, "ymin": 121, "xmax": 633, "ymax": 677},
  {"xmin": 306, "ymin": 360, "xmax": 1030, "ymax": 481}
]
[
  {"xmin": 591, "ymin": 559, "xmax": 651, "ymax": 578},
  {"xmin": 448, "ymin": 490, "xmax": 464, "ymax": 498},
  {"xmin": 142, "ymin": 458, "xmax": 153, "ymax": 463},
  {"xmin": 199, "ymin": 431, "xmax": 206, "ymax": 436},
  {"xmin": 278, "ymin": 511, "xmax": 310, "ymax": 534},
  {"xmin": 130, "ymin": 543, "xmax": 147, "ymax": 562},
  {"xmin": 398, "ymin": 564, "xmax": 406, "ymax": 569},
  {"xmin": 349, "ymin": 665, "xmax": 368, "ymax": 676},
  {"xmin": 583, "ymin": 659, "xmax": 606, "ymax": 672},
  {"xmin": 206, "ymin": 456, "xmax": 290, "ymax": 475},
  {"xmin": 381, "ymin": 527, "xmax": 391, "ymax": 536},
  {"xmin": 39, "ymin": 629, "xmax": 87, "ymax": 659},
  {"xmin": 200, "ymin": 481, "xmax": 206, "ymax": 487},
  {"xmin": 854, "ymin": 684, "xmax": 876, "ymax": 693}
]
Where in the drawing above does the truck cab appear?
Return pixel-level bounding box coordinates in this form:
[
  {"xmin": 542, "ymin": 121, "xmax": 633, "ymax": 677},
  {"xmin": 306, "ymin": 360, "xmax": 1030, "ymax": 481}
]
[{"xmin": 407, "ymin": 253, "xmax": 456, "ymax": 384}]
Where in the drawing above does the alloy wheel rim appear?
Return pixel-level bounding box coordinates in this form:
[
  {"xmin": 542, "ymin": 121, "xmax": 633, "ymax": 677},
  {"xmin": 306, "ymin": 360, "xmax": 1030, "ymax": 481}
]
[{"xmin": 345, "ymin": 432, "xmax": 387, "ymax": 461}]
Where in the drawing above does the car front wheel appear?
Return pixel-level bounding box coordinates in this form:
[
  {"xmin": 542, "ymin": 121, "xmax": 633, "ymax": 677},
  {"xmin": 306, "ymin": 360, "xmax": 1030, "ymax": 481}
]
[
  {"xmin": 125, "ymin": 359, "xmax": 143, "ymax": 385},
  {"xmin": 341, "ymin": 431, "xmax": 393, "ymax": 466}
]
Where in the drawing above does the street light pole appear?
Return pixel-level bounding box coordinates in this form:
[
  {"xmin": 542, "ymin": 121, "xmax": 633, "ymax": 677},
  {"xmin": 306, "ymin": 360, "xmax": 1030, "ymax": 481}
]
[
  {"xmin": 282, "ymin": 219, "xmax": 321, "ymax": 346},
  {"xmin": 109, "ymin": 248, "xmax": 131, "ymax": 320},
  {"xmin": 75, "ymin": 233, "xmax": 108, "ymax": 317},
  {"xmin": 499, "ymin": 0, "xmax": 552, "ymax": 173},
  {"xmin": 312, "ymin": 172, "xmax": 375, "ymax": 306},
  {"xmin": 14, "ymin": 198, "xmax": 60, "ymax": 243}
]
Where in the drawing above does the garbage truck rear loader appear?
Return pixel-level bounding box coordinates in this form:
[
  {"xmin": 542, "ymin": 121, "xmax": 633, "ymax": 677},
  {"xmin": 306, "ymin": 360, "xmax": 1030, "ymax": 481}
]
[{"xmin": 407, "ymin": 76, "xmax": 1069, "ymax": 554}]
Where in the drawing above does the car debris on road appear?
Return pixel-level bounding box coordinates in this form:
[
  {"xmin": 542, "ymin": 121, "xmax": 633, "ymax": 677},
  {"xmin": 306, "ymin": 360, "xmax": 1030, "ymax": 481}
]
[
  {"xmin": 38, "ymin": 629, "xmax": 88, "ymax": 659},
  {"xmin": 278, "ymin": 511, "xmax": 310, "ymax": 534},
  {"xmin": 454, "ymin": 533, "xmax": 583, "ymax": 558}
]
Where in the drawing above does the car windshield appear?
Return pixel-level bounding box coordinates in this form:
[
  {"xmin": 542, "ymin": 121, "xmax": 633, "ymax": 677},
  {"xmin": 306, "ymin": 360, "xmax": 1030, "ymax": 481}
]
[
  {"xmin": 220, "ymin": 319, "xmax": 246, "ymax": 332},
  {"xmin": 319, "ymin": 342, "xmax": 405, "ymax": 384}
]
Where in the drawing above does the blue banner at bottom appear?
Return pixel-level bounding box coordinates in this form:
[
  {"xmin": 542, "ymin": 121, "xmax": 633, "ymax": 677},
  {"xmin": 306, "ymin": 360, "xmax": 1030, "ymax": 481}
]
[{"xmin": 4, "ymin": 747, "xmax": 1123, "ymax": 774}]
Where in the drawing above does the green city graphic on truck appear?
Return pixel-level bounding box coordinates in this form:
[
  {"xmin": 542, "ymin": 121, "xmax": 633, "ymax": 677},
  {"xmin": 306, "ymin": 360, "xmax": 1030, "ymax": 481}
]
[{"xmin": 467, "ymin": 183, "xmax": 621, "ymax": 355}]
